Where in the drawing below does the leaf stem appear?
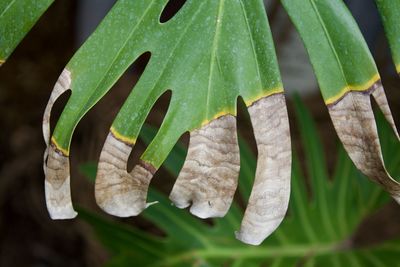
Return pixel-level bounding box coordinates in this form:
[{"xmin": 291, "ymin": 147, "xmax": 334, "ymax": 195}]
[{"xmin": 155, "ymin": 243, "xmax": 338, "ymax": 266}]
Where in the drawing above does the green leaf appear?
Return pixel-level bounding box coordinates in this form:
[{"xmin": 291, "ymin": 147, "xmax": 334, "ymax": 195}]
[
  {"xmin": 46, "ymin": 0, "xmax": 281, "ymax": 159},
  {"xmin": 281, "ymin": 0, "xmax": 378, "ymax": 104},
  {"xmin": 79, "ymin": 98, "xmax": 400, "ymax": 266},
  {"xmin": 0, "ymin": 0, "xmax": 53, "ymax": 65},
  {"xmin": 376, "ymin": 0, "xmax": 400, "ymax": 73},
  {"xmin": 282, "ymin": 0, "xmax": 400, "ymax": 205}
]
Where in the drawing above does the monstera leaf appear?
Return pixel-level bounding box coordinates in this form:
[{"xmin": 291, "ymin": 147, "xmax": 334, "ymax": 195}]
[
  {"xmin": 43, "ymin": 0, "xmax": 400, "ymax": 245},
  {"xmin": 0, "ymin": 0, "xmax": 53, "ymax": 66},
  {"xmin": 78, "ymin": 100, "xmax": 400, "ymax": 266},
  {"xmin": 43, "ymin": 0, "xmax": 290, "ymax": 245}
]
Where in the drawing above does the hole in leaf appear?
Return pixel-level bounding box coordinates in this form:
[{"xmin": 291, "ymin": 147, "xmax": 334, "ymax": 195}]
[
  {"xmin": 73, "ymin": 52, "xmax": 152, "ymax": 207},
  {"xmin": 159, "ymin": 0, "xmax": 187, "ymax": 23},
  {"xmin": 71, "ymin": 51, "xmax": 152, "ymax": 193},
  {"xmin": 127, "ymin": 90, "xmax": 172, "ymax": 172},
  {"xmin": 106, "ymin": 51, "xmax": 151, "ymax": 113},
  {"xmin": 236, "ymin": 96, "xmax": 257, "ymax": 208},
  {"xmin": 49, "ymin": 89, "xmax": 71, "ymax": 135},
  {"xmin": 73, "ymin": 52, "xmax": 152, "ymax": 161},
  {"xmin": 158, "ymin": 130, "xmax": 189, "ymax": 194}
]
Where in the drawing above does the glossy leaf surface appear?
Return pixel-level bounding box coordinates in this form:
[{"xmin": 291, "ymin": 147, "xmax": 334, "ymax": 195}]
[
  {"xmin": 48, "ymin": 0, "xmax": 282, "ymax": 156},
  {"xmin": 0, "ymin": 0, "xmax": 53, "ymax": 65},
  {"xmin": 281, "ymin": 0, "xmax": 378, "ymax": 104}
]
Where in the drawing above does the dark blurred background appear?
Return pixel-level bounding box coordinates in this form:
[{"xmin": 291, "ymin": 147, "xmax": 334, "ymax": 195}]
[{"xmin": 0, "ymin": 0, "xmax": 399, "ymax": 266}]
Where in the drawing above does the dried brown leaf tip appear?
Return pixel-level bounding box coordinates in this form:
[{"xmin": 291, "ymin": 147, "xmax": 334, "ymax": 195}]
[
  {"xmin": 328, "ymin": 81, "xmax": 400, "ymax": 203},
  {"xmin": 43, "ymin": 71, "xmax": 292, "ymax": 246},
  {"xmin": 94, "ymin": 93, "xmax": 291, "ymax": 245},
  {"xmin": 169, "ymin": 115, "xmax": 240, "ymax": 219},
  {"xmin": 43, "ymin": 69, "xmax": 77, "ymax": 219},
  {"xmin": 236, "ymin": 93, "xmax": 291, "ymax": 245},
  {"xmin": 95, "ymin": 133, "xmax": 155, "ymax": 217},
  {"xmin": 45, "ymin": 145, "xmax": 76, "ymax": 219}
]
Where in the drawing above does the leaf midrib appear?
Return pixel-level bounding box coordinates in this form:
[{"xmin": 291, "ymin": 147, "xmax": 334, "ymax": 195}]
[
  {"xmin": 205, "ymin": 0, "xmax": 225, "ymax": 120},
  {"xmin": 309, "ymin": 0, "xmax": 348, "ymax": 87},
  {"xmin": 238, "ymin": 0, "xmax": 263, "ymax": 91},
  {"xmin": 152, "ymin": 243, "xmax": 337, "ymax": 267}
]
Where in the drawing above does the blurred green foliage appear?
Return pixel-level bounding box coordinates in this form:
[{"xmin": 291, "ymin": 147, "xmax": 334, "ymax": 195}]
[{"xmin": 78, "ymin": 97, "xmax": 400, "ymax": 267}]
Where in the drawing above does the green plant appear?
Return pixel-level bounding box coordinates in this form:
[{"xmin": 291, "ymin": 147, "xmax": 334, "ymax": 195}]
[
  {"xmin": 1, "ymin": 0, "xmax": 399, "ymax": 245},
  {"xmin": 78, "ymin": 98, "xmax": 400, "ymax": 266}
]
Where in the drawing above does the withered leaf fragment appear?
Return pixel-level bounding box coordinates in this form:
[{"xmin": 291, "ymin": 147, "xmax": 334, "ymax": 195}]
[
  {"xmin": 328, "ymin": 82, "xmax": 400, "ymax": 203},
  {"xmin": 95, "ymin": 133, "xmax": 155, "ymax": 217},
  {"xmin": 236, "ymin": 93, "xmax": 291, "ymax": 245},
  {"xmin": 43, "ymin": 69, "xmax": 77, "ymax": 219},
  {"xmin": 169, "ymin": 115, "xmax": 240, "ymax": 219}
]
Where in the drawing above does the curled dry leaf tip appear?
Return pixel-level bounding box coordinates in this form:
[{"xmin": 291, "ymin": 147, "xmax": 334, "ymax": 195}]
[
  {"xmin": 94, "ymin": 93, "xmax": 292, "ymax": 245},
  {"xmin": 371, "ymin": 82, "xmax": 400, "ymax": 140},
  {"xmin": 236, "ymin": 93, "xmax": 291, "ymax": 245},
  {"xmin": 169, "ymin": 115, "xmax": 240, "ymax": 219},
  {"xmin": 95, "ymin": 133, "xmax": 155, "ymax": 217},
  {"xmin": 328, "ymin": 81, "xmax": 400, "ymax": 204},
  {"xmin": 43, "ymin": 69, "xmax": 77, "ymax": 219}
]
